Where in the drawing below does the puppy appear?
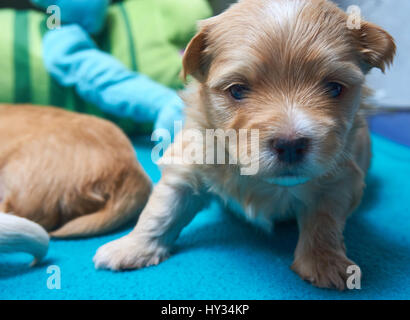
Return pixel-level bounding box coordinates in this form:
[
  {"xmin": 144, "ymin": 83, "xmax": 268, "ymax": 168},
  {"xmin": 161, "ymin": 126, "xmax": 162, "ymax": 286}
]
[
  {"xmin": 94, "ymin": 0, "xmax": 395, "ymax": 290},
  {"xmin": 0, "ymin": 105, "xmax": 151, "ymax": 264}
]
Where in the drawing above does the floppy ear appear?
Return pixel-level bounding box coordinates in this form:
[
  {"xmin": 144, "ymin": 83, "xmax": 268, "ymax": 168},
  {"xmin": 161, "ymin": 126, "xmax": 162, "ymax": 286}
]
[
  {"xmin": 354, "ymin": 21, "xmax": 396, "ymax": 73},
  {"xmin": 182, "ymin": 24, "xmax": 210, "ymax": 82}
]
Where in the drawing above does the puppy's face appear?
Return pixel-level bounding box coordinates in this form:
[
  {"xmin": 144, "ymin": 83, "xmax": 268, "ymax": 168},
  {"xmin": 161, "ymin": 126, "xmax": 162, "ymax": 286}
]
[{"xmin": 183, "ymin": 0, "xmax": 395, "ymax": 182}]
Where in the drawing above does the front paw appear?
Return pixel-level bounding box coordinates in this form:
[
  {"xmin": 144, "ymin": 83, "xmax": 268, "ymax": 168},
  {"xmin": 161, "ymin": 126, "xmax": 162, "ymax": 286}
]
[
  {"xmin": 93, "ymin": 235, "xmax": 169, "ymax": 271},
  {"xmin": 291, "ymin": 253, "xmax": 357, "ymax": 290}
]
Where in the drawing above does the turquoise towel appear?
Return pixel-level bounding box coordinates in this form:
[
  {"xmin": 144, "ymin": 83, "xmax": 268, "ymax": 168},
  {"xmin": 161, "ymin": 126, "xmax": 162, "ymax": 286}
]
[{"xmin": 0, "ymin": 134, "xmax": 409, "ymax": 299}]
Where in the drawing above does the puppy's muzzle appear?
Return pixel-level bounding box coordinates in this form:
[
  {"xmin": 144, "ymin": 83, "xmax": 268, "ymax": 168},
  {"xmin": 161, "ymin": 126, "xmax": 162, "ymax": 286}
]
[{"xmin": 270, "ymin": 137, "xmax": 310, "ymax": 164}]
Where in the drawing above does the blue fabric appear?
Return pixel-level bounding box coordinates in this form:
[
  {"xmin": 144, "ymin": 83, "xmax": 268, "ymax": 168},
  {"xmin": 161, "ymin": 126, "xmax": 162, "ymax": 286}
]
[
  {"xmin": 369, "ymin": 112, "xmax": 410, "ymax": 147},
  {"xmin": 30, "ymin": 0, "xmax": 109, "ymax": 34},
  {"xmin": 1, "ymin": 134, "xmax": 409, "ymax": 300},
  {"xmin": 43, "ymin": 25, "xmax": 185, "ymax": 139}
]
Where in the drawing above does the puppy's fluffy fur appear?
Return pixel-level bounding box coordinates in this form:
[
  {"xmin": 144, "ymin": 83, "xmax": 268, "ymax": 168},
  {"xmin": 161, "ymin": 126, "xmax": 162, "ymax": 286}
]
[
  {"xmin": 93, "ymin": 0, "xmax": 394, "ymax": 290},
  {"xmin": 0, "ymin": 212, "xmax": 49, "ymax": 265},
  {"xmin": 0, "ymin": 105, "xmax": 151, "ymax": 263}
]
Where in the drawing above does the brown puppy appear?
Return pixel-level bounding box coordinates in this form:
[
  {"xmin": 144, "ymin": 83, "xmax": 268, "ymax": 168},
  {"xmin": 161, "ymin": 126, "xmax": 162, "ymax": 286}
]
[
  {"xmin": 94, "ymin": 0, "xmax": 395, "ymax": 290},
  {"xmin": 0, "ymin": 105, "xmax": 151, "ymax": 261}
]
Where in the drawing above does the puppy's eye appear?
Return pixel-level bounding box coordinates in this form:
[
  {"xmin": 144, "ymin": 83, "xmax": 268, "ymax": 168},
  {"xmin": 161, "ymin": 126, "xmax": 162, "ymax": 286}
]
[
  {"xmin": 228, "ymin": 84, "xmax": 249, "ymax": 100},
  {"xmin": 325, "ymin": 82, "xmax": 344, "ymax": 98}
]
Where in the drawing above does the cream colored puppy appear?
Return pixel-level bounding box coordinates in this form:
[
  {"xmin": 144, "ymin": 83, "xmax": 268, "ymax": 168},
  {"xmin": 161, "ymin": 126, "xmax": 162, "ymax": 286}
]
[{"xmin": 94, "ymin": 0, "xmax": 395, "ymax": 290}]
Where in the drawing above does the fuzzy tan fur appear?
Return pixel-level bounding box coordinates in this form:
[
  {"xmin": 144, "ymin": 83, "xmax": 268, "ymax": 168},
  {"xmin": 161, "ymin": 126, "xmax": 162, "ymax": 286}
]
[
  {"xmin": 0, "ymin": 105, "xmax": 152, "ymax": 262},
  {"xmin": 93, "ymin": 0, "xmax": 395, "ymax": 290}
]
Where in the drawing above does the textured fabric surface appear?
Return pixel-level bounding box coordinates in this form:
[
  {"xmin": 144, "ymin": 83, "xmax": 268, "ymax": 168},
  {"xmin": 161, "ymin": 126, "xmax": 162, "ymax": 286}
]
[
  {"xmin": 42, "ymin": 25, "xmax": 185, "ymax": 139},
  {"xmin": 0, "ymin": 0, "xmax": 211, "ymax": 134},
  {"xmin": 31, "ymin": 0, "xmax": 110, "ymax": 34},
  {"xmin": 1, "ymin": 133, "xmax": 409, "ymax": 300},
  {"xmin": 368, "ymin": 112, "xmax": 410, "ymax": 147}
]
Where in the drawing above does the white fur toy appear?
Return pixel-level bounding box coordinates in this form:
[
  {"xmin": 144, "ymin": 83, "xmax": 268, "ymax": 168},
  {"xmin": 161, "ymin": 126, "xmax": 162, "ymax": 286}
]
[{"xmin": 0, "ymin": 212, "xmax": 49, "ymax": 266}]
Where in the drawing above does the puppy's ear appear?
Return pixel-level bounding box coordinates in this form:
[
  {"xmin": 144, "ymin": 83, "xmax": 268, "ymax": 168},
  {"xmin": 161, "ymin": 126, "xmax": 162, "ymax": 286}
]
[
  {"xmin": 182, "ymin": 23, "xmax": 211, "ymax": 82},
  {"xmin": 354, "ymin": 21, "xmax": 396, "ymax": 73}
]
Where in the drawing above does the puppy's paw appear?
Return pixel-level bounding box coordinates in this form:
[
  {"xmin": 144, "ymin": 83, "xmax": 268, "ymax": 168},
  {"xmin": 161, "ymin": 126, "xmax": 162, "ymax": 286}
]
[
  {"xmin": 93, "ymin": 235, "xmax": 169, "ymax": 271},
  {"xmin": 291, "ymin": 253, "xmax": 356, "ymax": 290}
]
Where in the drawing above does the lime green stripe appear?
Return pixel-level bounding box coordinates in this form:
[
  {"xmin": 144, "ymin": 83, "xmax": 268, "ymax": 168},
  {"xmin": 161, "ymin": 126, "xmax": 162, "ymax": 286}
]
[
  {"xmin": 119, "ymin": 3, "xmax": 138, "ymax": 72},
  {"xmin": 29, "ymin": 12, "xmax": 50, "ymax": 105},
  {"xmin": 39, "ymin": 17, "xmax": 67, "ymax": 107},
  {"xmin": 0, "ymin": 10, "xmax": 15, "ymax": 102},
  {"xmin": 14, "ymin": 11, "xmax": 31, "ymax": 103},
  {"xmin": 108, "ymin": 6, "xmax": 132, "ymax": 68}
]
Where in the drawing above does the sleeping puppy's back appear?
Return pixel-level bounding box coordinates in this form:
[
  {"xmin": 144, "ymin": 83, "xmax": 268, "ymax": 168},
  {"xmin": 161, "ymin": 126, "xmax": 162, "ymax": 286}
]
[{"xmin": 0, "ymin": 105, "xmax": 152, "ymax": 262}]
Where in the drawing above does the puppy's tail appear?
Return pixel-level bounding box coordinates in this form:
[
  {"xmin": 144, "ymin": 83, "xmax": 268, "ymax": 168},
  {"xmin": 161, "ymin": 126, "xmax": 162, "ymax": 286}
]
[
  {"xmin": 0, "ymin": 212, "xmax": 49, "ymax": 266},
  {"xmin": 50, "ymin": 166, "xmax": 152, "ymax": 239}
]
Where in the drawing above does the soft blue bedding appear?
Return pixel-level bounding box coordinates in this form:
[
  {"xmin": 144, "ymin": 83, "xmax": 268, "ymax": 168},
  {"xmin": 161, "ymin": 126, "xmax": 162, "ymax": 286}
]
[{"xmin": 1, "ymin": 133, "xmax": 409, "ymax": 300}]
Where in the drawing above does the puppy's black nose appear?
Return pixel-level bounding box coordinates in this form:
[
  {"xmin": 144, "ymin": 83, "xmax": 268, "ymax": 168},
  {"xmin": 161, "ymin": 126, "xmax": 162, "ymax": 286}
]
[{"xmin": 271, "ymin": 138, "xmax": 310, "ymax": 164}]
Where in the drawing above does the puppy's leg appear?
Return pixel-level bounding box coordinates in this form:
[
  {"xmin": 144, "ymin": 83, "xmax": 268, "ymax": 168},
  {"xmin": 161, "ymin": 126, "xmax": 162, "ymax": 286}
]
[
  {"xmin": 291, "ymin": 211, "xmax": 355, "ymax": 290},
  {"xmin": 291, "ymin": 161, "xmax": 364, "ymax": 290},
  {"xmin": 93, "ymin": 170, "xmax": 206, "ymax": 271}
]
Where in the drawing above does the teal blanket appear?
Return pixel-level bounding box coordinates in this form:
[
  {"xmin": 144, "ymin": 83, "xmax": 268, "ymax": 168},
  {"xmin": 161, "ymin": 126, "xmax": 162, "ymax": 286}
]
[{"xmin": 1, "ymin": 134, "xmax": 409, "ymax": 299}]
